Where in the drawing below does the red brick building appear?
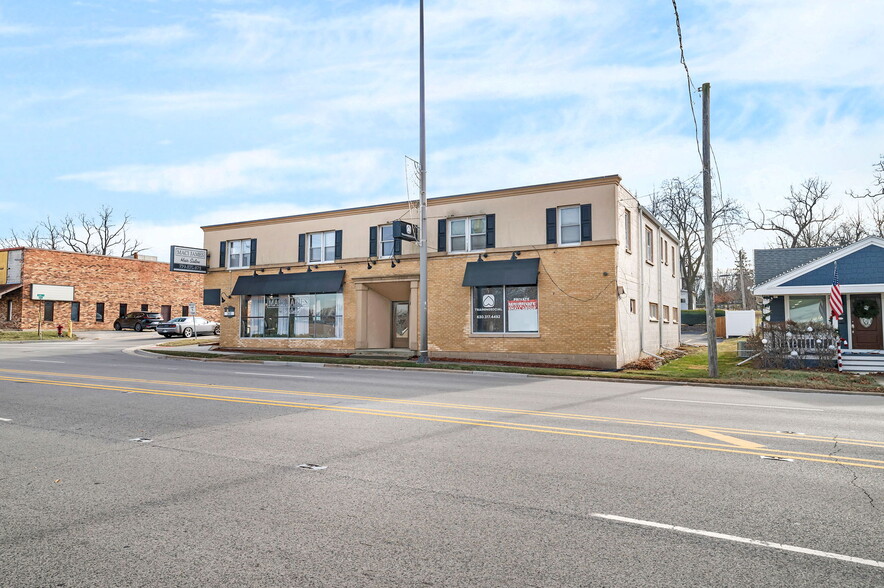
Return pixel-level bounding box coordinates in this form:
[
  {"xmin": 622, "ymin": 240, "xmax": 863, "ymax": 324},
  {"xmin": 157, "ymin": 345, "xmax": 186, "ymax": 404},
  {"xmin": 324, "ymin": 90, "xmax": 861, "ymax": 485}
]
[{"xmin": 0, "ymin": 248, "xmax": 214, "ymax": 331}]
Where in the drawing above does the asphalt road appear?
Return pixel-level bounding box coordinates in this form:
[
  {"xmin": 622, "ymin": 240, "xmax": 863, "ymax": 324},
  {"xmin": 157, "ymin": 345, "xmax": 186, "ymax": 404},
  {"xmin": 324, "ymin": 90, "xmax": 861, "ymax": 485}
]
[{"xmin": 1, "ymin": 332, "xmax": 882, "ymax": 587}]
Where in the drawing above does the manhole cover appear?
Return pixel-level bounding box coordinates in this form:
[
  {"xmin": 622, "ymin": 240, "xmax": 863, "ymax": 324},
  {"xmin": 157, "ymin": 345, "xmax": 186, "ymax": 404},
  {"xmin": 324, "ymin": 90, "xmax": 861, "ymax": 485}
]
[
  {"xmin": 760, "ymin": 455, "xmax": 794, "ymax": 462},
  {"xmin": 129, "ymin": 437, "xmax": 152, "ymax": 443},
  {"xmin": 297, "ymin": 463, "xmax": 327, "ymax": 470}
]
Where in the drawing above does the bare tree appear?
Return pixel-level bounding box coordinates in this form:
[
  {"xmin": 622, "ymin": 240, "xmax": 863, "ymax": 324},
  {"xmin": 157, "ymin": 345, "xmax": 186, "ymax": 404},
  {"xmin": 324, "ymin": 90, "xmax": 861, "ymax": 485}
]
[
  {"xmin": 747, "ymin": 177, "xmax": 842, "ymax": 248},
  {"xmin": 868, "ymin": 201, "xmax": 884, "ymax": 238},
  {"xmin": 648, "ymin": 177, "xmax": 743, "ymax": 309},
  {"xmin": 827, "ymin": 207, "xmax": 869, "ymax": 246},
  {"xmin": 849, "ymin": 155, "xmax": 884, "ymax": 201},
  {"xmin": 2, "ymin": 205, "xmax": 146, "ymax": 257}
]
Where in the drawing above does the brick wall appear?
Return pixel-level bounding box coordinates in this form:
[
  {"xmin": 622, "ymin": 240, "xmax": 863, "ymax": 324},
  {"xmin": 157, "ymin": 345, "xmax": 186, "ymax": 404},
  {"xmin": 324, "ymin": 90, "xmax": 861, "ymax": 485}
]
[{"xmin": 11, "ymin": 248, "xmax": 215, "ymax": 330}]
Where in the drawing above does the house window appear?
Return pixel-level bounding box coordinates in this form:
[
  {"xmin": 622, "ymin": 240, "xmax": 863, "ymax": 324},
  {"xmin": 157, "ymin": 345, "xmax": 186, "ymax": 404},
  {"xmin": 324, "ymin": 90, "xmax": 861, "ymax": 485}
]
[
  {"xmin": 671, "ymin": 245, "xmax": 676, "ymax": 277},
  {"xmin": 119, "ymin": 303, "xmax": 127, "ymax": 317},
  {"xmin": 227, "ymin": 239, "xmax": 252, "ymax": 269},
  {"xmin": 649, "ymin": 302, "xmax": 659, "ymax": 321},
  {"xmin": 645, "ymin": 226, "xmax": 654, "ymax": 263},
  {"xmin": 141, "ymin": 304, "xmax": 149, "ymax": 312},
  {"xmin": 663, "ymin": 305, "xmax": 669, "ymax": 322},
  {"xmin": 559, "ymin": 206, "xmax": 581, "ymax": 245},
  {"xmin": 71, "ymin": 302, "xmax": 80, "ymax": 322},
  {"xmin": 308, "ymin": 231, "xmax": 336, "ymax": 263},
  {"xmin": 629, "ymin": 298, "xmax": 636, "ymax": 314},
  {"xmin": 242, "ymin": 293, "xmax": 343, "ymax": 339},
  {"xmin": 449, "ymin": 217, "xmax": 486, "ymax": 253},
  {"xmin": 96, "ymin": 302, "xmax": 105, "ymax": 322},
  {"xmin": 788, "ymin": 296, "xmax": 826, "ymax": 323},
  {"xmin": 43, "ymin": 301, "xmax": 54, "ymax": 322},
  {"xmin": 6, "ymin": 300, "xmax": 11, "ymax": 321},
  {"xmin": 472, "ymin": 286, "xmax": 538, "ymax": 333},
  {"xmin": 379, "ymin": 224, "xmax": 394, "ymax": 258},
  {"xmin": 624, "ymin": 210, "xmax": 632, "ymax": 252},
  {"xmin": 663, "ymin": 239, "xmax": 669, "ymax": 265},
  {"xmin": 182, "ymin": 305, "xmax": 189, "ymax": 317}
]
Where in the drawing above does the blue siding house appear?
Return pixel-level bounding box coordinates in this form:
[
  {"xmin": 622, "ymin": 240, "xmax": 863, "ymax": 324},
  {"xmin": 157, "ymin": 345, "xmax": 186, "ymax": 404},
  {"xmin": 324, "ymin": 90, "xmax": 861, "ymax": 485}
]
[{"xmin": 754, "ymin": 237, "xmax": 884, "ymax": 353}]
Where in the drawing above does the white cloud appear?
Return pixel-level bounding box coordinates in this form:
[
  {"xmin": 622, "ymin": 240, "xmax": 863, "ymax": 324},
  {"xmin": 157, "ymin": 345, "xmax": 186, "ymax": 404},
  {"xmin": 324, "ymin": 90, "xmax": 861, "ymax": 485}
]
[
  {"xmin": 58, "ymin": 147, "xmax": 394, "ymax": 197},
  {"xmin": 75, "ymin": 25, "xmax": 193, "ymax": 47}
]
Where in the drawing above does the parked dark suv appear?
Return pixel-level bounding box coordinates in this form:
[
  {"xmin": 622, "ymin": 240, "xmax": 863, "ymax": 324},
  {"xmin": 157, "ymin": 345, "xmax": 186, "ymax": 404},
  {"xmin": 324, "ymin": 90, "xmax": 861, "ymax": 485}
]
[{"xmin": 113, "ymin": 312, "xmax": 163, "ymax": 332}]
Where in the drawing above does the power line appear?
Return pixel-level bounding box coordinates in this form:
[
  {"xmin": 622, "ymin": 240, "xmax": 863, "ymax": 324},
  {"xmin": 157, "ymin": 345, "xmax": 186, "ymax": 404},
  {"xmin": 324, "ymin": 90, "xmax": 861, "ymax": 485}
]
[{"xmin": 671, "ymin": 0, "xmax": 703, "ymax": 167}]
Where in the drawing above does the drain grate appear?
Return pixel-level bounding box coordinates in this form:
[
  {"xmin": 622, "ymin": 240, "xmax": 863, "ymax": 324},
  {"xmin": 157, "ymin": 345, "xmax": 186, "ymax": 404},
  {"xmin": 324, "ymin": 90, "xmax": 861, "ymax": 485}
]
[
  {"xmin": 129, "ymin": 437, "xmax": 152, "ymax": 443},
  {"xmin": 760, "ymin": 455, "xmax": 794, "ymax": 462},
  {"xmin": 297, "ymin": 463, "xmax": 327, "ymax": 470}
]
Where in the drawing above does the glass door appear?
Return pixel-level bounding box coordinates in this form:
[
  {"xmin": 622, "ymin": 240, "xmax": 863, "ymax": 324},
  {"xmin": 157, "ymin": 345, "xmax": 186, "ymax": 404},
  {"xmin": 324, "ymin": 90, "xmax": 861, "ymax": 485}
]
[{"xmin": 392, "ymin": 301, "xmax": 409, "ymax": 348}]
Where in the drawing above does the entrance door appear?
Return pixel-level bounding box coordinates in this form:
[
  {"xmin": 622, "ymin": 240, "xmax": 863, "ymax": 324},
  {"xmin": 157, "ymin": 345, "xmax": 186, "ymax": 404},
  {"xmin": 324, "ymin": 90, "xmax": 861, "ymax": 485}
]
[
  {"xmin": 851, "ymin": 295, "xmax": 883, "ymax": 349},
  {"xmin": 392, "ymin": 301, "xmax": 409, "ymax": 348}
]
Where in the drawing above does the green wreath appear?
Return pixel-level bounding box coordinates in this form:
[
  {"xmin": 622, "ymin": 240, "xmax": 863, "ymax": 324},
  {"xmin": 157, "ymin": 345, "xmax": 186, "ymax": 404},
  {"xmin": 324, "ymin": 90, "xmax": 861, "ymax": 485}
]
[{"xmin": 853, "ymin": 299, "xmax": 880, "ymax": 320}]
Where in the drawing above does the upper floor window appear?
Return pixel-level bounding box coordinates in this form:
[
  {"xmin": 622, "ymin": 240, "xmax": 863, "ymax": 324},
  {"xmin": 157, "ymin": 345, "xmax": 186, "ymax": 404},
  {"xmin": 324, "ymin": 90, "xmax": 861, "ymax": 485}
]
[
  {"xmin": 644, "ymin": 226, "xmax": 654, "ymax": 263},
  {"xmin": 309, "ymin": 231, "xmax": 336, "ymax": 263},
  {"xmin": 671, "ymin": 245, "xmax": 677, "ymax": 277},
  {"xmin": 559, "ymin": 206, "xmax": 581, "ymax": 245},
  {"xmin": 624, "ymin": 209, "xmax": 632, "ymax": 252},
  {"xmin": 379, "ymin": 224, "xmax": 394, "ymax": 258},
  {"xmin": 227, "ymin": 239, "xmax": 252, "ymax": 269},
  {"xmin": 450, "ymin": 216, "xmax": 486, "ymax": 253},
  {"xmin": 649, "ymin": 302, "xmax": 659, "ymax": 321}
]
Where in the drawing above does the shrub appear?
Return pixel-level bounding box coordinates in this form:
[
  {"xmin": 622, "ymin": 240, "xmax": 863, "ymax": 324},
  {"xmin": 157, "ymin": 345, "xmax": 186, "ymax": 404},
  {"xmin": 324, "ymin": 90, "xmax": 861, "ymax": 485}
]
[{"xmin": 680, "ymin": 309, "xmax": 725, "ymax": 325}]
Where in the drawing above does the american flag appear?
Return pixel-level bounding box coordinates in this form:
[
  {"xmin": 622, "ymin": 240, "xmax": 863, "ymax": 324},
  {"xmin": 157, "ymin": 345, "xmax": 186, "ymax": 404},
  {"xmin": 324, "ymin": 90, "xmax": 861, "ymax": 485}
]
[{"xmin": 830, "ymin": 263, "xmax": 843, "ymax": 319}]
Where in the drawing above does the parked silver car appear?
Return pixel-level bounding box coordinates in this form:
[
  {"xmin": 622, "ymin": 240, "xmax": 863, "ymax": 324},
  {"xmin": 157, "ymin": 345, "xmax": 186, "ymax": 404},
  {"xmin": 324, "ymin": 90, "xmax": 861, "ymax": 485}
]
[{"xmin": 156, "ymin": 316, "xmax": 220, "ymax": 338}]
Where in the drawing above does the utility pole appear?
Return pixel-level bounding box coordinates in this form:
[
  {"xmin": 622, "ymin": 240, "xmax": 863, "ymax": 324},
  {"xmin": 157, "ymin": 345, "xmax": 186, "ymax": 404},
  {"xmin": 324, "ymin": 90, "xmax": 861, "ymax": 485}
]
[
  {"xmin": 702, "ymin": 82, "xmax": 718, "ymax": 377},
  {"xmin": 736, "ymin": 249, "xmax": 748, "ymax": 309},
  {"xmin": 417, "ymin": 0, "xmax": 429, "ymax": 363}
]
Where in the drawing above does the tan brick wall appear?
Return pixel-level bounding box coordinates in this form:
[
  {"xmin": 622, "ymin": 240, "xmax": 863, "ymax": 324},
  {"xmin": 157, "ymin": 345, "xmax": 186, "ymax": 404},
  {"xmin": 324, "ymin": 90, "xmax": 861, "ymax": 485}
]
[
  {"xmin": 9, "ymin": 249, "xmax": 214, "ymax": 331},
  {"xmin": 206, "ymin": 243, "xmax": 619, "ymax": 366}
]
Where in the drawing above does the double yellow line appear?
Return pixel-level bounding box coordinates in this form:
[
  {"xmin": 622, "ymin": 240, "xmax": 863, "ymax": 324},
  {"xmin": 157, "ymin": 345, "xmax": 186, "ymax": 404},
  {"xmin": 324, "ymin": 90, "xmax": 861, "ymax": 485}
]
[{"xmin": 2, "ymin": 369, "xmax": 883, "ymax": 470}]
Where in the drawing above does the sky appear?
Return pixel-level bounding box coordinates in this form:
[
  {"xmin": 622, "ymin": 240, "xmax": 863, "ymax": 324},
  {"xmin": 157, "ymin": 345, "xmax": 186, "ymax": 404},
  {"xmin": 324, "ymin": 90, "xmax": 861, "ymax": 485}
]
[{"xmin": 1, "ymin": 0, "xmax": 882, "ymax": 267}]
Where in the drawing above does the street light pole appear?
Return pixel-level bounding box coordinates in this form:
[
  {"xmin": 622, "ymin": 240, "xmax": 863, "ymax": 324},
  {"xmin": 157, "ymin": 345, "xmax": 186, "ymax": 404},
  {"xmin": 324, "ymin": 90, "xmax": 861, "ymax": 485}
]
[{"xmin": 417, "ymin": 0, "xmax": 429, "ymax": 363}]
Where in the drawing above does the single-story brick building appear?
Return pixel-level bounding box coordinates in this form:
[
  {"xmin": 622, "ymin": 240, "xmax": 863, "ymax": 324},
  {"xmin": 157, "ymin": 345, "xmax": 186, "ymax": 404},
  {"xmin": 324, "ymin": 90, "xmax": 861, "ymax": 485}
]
[{"xmin": 0, "ymin": 248, "xmax": 215, "ymax": 332}]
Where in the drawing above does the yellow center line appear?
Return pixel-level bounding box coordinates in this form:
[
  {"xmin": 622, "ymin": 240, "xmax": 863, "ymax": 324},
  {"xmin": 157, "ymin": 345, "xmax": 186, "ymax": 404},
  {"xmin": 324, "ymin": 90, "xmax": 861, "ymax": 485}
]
[
  {"xmin": 2, "ymin": 367, "xmax": 882, "ymax": 449},
  {"xmin": 3, "ymin": 375, "xmax": 883, "ymax": 470}
]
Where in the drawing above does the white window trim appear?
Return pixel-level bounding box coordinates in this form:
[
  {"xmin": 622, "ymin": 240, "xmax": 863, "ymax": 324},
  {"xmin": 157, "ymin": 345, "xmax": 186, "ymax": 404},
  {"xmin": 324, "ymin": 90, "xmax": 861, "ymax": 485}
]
[
  {"xmin": 448, "ymin": 216, "xmax": 486, "ymax": 254},
  {"xmin": 644, "ymin": 226, "xmax": 654, "ymax": 264},
  {"xmin": 624, "ymin": 209, "xmax": 632, "ymax": 253},
  {"xmin": 378, "ymin": 224, "xmax": 394, "ymax": 259},
  {"xmin": 784, "ymin": 294, "xmax": 829, "ymax": 323},
  {"xmin": 558, "ymin": 205, "xmax": 581, "ymax": 247},
  {"xmin": 649, "ymin": 302, "xmax": 659, "ymax": 321},
  {"xmin": 307, "ymin": 230, "xmax": 336, "ymax": 264},
  {"xmin": 227, "ymin": 239, "xmax": 252, "ymax": 270}
]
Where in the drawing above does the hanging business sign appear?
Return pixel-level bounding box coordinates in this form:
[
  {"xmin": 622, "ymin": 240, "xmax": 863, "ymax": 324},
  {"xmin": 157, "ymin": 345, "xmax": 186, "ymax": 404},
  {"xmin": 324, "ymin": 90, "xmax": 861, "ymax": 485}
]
[
  {"xmin": 393, "ymin": 220, "xmax": 419, "ymax": 242},
  {"xmin": 170, "ymin": 246, "xmax": 209, "ymax": 274}
]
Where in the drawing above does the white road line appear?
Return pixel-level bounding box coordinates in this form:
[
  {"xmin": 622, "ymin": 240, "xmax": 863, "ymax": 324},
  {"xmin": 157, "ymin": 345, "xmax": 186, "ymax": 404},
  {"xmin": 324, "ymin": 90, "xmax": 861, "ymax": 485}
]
[
  {"xmin": 641, "ymin": 397, "xmax": 824, "ymax": 412},
  {"xmin": 29, "ymin": 360, "xmax": 65, "ymax": 364},
  {"xmin": 234, "ymin": 372, "xmax": 314, "ymax": 379},
  {"xmin": 0, "ymin": 417, "xmax": 12, "ymax": 422},
  {"xmin": 591, "ymin": 513, "xmax": 884, "ymax": 569}
]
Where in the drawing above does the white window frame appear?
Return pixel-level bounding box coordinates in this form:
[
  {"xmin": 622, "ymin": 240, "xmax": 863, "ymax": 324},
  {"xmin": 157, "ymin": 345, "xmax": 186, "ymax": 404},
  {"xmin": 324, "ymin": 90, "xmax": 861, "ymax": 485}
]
[
  {"xmin": 645, "ymin": 226, "xmax": 654, "ymax": 264},
  {"xmin": 449, "ymin": 216, "xmax": 486, "ymax": 253},
  {"xmin": 649, "ymin": 302, "xmax": 659, "ymax": 321},
  {"xmin": 624, "ymin": 209, "xmax": 632, "ymax": 252},
  {"xmin": 308, "ymin": 231, "xmax": 336, "ymax": 264},
  {"xmin": 671, "ymin": 245, "xmax": 677, "ymax": 277},
  {"xmin": 559, "ymin": 205, "xmax": 581, "ymax": 246},
  {"xmin": 663, "ymin": 305, "xmax": 670, "ymax": 322},
  {"xmin": 227, "ymin": 239, "xmax": 252, "ymax": 270},
  {"xmin": 378, "ymin": 224, "xmax": 394, "ymax": 258}
]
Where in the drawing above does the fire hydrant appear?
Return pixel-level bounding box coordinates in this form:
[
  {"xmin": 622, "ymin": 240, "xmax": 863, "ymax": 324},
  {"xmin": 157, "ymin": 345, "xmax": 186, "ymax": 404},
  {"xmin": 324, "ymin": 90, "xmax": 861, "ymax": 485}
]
[{"xmin": 56, "ymin": 324, "xmax": 64, "ymax": 337}]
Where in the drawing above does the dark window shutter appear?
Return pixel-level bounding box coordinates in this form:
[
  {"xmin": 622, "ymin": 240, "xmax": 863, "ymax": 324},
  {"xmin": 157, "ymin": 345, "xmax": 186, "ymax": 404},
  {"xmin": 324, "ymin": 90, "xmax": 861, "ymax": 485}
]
[
  {"xmin": 437, "ymin": 219, "xmax": 447, "ymax": 252},
  {"xmin": 546, "ymin": 208, "xmax": 557, "ymax": 244},
  {"xmin": 219, "ymin": 241, "xmax": 226, "ymax": 268},
  {"xmin": 249, "ymin": 239, "xmax": 257, "ymax": 266},
  {"xmin": 334, "ymin": 230, "xmax": 343, "ymax": 260},
  {"xmin": 369, "ymin": 226, "xmax": 377, "ymax": 257},
  {"xmin": 485, "ymin": 214, "xmax": 495, "ymax": 249},
  {"xmin": 393, "ymin": 235, "xmax": 402, "ymax": 256},
  {"xmin": 298, "ymin": 234, "xmax": 305, "ymax": 263},
  {"xmin": 580, "ymin": 204, "xmax": 592, "ymax": 242}
]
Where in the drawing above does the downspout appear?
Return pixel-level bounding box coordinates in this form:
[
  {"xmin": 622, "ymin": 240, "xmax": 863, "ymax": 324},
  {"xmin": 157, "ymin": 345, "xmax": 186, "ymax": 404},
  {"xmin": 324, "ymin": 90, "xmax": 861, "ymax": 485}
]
[
  {"xmin": 636, "ymin": 202, "xmax": 663, "ymax": 360},
  {"xmin": 658, "ymin": 229, "xmax": 664, "ymax": 351}
]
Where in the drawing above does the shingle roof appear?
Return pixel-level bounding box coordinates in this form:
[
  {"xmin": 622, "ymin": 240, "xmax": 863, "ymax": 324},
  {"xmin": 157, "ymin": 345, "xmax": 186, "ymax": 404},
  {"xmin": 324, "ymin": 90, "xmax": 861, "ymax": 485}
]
[{"xmin": 754, "ymin": 246, "xmax": 840, "ymax": 286}]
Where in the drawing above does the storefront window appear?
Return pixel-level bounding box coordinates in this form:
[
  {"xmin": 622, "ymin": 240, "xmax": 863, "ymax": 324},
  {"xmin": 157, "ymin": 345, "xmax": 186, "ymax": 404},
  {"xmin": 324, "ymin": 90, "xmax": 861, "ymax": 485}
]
[
  {"xmin": 473, "ymin": 286, "xmax": 538, "ymax": 333},
  {"xmin": 788, "ymin": 296, "xmax": 826, "ymax": 323},
  {"xmin": 242, "ymin": 293, "xmax": 343, "ymax": 339}
]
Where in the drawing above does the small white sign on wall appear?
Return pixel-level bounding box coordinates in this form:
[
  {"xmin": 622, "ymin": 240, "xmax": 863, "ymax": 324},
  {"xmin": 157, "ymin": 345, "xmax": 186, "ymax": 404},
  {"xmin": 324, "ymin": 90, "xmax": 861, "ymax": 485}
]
[{"xmin": 31, "ymin": 284, "xmax": 75, "ymax": 302}]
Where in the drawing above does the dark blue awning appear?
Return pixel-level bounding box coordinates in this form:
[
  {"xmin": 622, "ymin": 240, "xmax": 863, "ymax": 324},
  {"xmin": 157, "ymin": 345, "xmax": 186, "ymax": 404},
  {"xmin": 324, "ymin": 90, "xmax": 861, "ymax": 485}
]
[
  {"xmin": 462, "ymin": 258, "xmax": 539, "ymax": 287},
  {"xmin": 232, "ymin": 270, "xmax": 345, "ymax": 296}
]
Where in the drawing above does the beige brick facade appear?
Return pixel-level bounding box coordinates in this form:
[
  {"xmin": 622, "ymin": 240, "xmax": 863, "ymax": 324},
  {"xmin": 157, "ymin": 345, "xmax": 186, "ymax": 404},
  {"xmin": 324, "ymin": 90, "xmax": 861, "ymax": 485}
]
[
  {"xmin": 203, "ymin": 176, "xmax": 680, "ymax": 368},
  {"xmin": 0, "ymin": 248, "xmax": 215, "ymax": 331}
]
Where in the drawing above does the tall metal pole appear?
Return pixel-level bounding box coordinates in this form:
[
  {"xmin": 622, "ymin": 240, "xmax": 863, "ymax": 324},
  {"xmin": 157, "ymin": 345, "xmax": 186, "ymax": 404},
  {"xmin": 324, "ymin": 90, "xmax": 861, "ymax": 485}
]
[
  {"xmin": 702, "ymin": 82, "xmax": 718, "ymax": 377},
  {"xmin": 417, "ymin": 0, "xmax": 429, "ymax": 363}
]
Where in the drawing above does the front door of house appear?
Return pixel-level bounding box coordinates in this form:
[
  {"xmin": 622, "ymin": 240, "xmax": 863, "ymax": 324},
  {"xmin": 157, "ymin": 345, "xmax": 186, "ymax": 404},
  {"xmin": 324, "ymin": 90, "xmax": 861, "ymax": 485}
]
[
  {"xmin": 851, "ymin": 295, "xmax": 883, "ymax": 350},
  {"xmin": 392, "ymin": 301, "xmax": 409, "ymax": 348}
]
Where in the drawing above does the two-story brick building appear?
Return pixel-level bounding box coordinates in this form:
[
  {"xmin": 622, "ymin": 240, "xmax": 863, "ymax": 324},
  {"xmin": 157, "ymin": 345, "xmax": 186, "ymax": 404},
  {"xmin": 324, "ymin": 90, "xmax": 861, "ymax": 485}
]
[
  {"xmin": 0, "ymin": 248, "xmax": 213, "ymax": 332},
  {"xmin": 201, "ymin": 176, "xmax": 680, "ymax": 368}
]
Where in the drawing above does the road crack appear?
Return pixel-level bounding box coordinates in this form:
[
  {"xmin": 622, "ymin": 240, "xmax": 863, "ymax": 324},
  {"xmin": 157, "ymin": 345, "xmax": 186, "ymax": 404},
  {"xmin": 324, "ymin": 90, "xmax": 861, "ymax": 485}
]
[{"xmin": 829, "ymin": 436, "xmax": 878, "ymax": 511}]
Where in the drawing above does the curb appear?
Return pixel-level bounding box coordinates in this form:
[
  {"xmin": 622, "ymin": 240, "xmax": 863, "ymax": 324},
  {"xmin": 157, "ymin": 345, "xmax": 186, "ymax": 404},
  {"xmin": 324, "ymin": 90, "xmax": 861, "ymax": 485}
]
[{"xmin": 133, "ymin": 348, "xmax": 884, "ymax": 397}]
